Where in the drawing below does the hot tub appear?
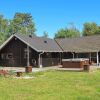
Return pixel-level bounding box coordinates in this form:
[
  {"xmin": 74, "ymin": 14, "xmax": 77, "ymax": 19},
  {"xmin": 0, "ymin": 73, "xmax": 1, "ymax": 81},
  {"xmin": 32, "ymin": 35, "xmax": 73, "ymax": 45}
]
[{"xmin": 62, "ymin": 58, "xmax": 90, "ymax": 68}]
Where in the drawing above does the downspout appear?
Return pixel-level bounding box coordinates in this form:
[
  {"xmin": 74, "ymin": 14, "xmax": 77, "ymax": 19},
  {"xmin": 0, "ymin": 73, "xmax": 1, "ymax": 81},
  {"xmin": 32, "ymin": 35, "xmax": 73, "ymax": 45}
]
[{"xmin": 38, "ymin": 52, "xmax": 44, "ymax": 68}]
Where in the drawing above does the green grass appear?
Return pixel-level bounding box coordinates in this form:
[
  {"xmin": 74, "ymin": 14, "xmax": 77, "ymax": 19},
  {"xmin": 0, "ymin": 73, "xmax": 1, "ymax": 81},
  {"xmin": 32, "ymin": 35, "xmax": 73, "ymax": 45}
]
[{"xmin": 0, "ymin": 70, "xmax": 100, "ymax": 100}]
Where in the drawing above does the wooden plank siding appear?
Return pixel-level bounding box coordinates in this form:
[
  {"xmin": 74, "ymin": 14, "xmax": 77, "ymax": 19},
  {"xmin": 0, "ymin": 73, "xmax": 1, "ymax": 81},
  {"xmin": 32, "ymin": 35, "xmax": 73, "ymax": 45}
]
[
  {"xmin": 0, "ymin": 37, "xmax": 38, "ymax": 67},
  {"xmin": 0, "ymin": 37, "xmax": 61, "ymax": 67},
  {"xmin": 41, "ymin": 52, "xmax": 61, "ymax": 67}
]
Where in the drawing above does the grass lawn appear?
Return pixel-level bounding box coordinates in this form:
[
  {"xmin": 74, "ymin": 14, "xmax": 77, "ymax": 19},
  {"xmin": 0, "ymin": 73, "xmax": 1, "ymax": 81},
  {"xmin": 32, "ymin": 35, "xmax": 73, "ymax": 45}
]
[{"xmin": 0, "ymin": 70, "xmax": 100, "ymax": 100}]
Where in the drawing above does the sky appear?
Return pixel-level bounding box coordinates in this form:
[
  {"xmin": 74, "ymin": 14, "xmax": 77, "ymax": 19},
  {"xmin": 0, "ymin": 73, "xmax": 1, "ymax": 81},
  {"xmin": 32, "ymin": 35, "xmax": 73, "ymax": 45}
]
[{"xmin": 0, "ymin": 0, "xmax": 100, "ymax": 38}]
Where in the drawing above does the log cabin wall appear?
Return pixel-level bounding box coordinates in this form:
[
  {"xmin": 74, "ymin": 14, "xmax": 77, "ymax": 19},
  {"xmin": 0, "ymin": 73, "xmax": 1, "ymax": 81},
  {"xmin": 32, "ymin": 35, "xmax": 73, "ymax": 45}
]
[
  {"xmin": 42, "ymin": 52, "xmax": 60, "ymax": 67},
  {"xmin": 0, "ymin": 37, "xmax": 39, "ymax": 67}
]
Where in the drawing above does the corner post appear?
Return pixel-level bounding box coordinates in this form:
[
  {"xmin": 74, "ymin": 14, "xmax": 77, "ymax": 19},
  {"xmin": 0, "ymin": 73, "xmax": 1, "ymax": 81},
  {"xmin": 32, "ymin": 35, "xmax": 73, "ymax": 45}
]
[
  {"xmin": 27, "ymin": 44, "xmax": 30, "ymax": 67},
  {"xmin": 76, "ymin": 53, "xmax": 78, "ymax": 58},
  {"xmin": 72, "ymin": 52, "xmax": 74, "ymax": 59},
  {"xmin": 89, "ymin": 52, "xmax": 91, "ymax": 62},
  {"xmin": 60, "ymin": 52, "xmax": 62, "ymax": 65},
  {"xmin": 97, "ymin": 52, "xmax": 99, "ymax": 66}
]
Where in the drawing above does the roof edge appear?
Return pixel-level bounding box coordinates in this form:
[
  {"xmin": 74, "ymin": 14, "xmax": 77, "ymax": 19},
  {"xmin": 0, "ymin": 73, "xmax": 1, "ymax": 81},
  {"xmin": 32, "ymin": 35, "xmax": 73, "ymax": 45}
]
[
  {"xmin": 0, "ymin": 34, "xmax": 14, "ymax": 51},
  {"xmin": 0, "ymin": 34, "xmax": 63, "ymax": 53},
  {"xmin": 0, "ymin": 34, "xmax": 42, "ymax": 52},
  {"xmin": 14, "ymin": 34, "xmax": 41, "ymax": 52}
]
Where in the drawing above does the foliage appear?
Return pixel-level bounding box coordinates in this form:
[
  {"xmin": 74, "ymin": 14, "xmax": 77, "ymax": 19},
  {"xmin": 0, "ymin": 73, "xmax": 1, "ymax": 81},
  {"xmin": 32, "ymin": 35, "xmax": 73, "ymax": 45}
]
[
  {"xmin": 55, "ymin": 23, "xmax": 80, "ymax": 38},
  {"xmin": 0, "ymin": 70, "xmax": 99, "ymax": 100},
  {"xmin": 82, "ymin": 22, "xmax": 100, "ymax": 36},
  {"xmin": 0, "ymin": 13, "xmax": 36, "ymax": 44},
  {"xmin": 9, "ymin": 12, "xmax": 36, "ymax": 36},
  {"xmin": 1, "ymin": 12, "xmax": 100, "ymax": 44},
  {"xmin": 55, "ymin": 24, "xmax": 80, "ymax": 38},
  {"xmin": 96, "ymin": 26, "xmax": 100, "ymax": 34},
  {"xmin": 42, "ymin": 31, "xmax": 48, "ymax": 38},
  {"xmin": 0, "ymin": 15, "xmax": 9, "ymax": 44}
]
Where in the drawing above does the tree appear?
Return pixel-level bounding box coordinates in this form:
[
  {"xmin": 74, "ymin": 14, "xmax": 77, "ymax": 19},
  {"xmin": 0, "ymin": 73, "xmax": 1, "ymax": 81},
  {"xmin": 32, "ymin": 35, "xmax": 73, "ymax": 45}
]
[
  {"xmin": 95, "ymin": 26, "xmax": 100, "ymax": 35},
  {"xmin": 0, "ymin": 13, "xmax": 37, "ymax": 43},
  {"xmin": 82, "ymin": 22, "xmax": 98, "ymax": 36},
  {"xmin": 55, "ymin": 29, "xmax": 66, "ymax": 38},
  {"xmin": 54, "ymin": 24, "xmax": 80, "ymax": 39},
  {"xmin": 0, "ymin": 15, "xmax": 9, "ymax": 43},
  {"xmin": 42, "ymin": 31, "xmax": 48, "ymax": 38},
  {"xmin": 9, "ymin": 12, "xmax": 36, "ymax": 36},
  {"xmin": 0, "ymin": 32, "xmax": 7, "ymax": 44}
]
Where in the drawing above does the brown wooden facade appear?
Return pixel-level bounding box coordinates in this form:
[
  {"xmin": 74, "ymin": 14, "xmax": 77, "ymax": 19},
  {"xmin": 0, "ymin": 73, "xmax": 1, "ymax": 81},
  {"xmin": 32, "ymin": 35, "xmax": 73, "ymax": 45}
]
[
  {"xmin": 0, "ymin": 37, "xmax": 61, "ymax": 67},
  {"xmin": 0, "ymin": 34, "xmax": 100, "ymax": 67}
]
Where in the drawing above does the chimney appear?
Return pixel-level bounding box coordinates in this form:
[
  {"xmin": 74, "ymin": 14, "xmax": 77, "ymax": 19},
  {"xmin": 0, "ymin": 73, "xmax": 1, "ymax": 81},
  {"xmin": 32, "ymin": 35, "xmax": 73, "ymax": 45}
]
[
  {"xmin": 44, "ymin": 40, "xmax": 47, "ymax": 43},
  {"xmin": 29, "ymin": 35, "xmax": 32, "ymax": 38}
]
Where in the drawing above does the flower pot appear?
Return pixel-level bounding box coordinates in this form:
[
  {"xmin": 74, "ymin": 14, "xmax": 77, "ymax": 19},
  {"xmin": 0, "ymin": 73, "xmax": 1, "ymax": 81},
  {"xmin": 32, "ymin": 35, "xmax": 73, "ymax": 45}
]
[{"xmin": 25, "ymin": 66, "xmax": 32, "ymax": 73}]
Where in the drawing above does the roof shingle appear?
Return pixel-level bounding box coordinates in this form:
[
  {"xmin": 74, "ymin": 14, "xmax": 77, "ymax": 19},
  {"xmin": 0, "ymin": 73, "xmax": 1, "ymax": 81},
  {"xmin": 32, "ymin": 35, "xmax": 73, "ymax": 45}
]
[
  {"xmin": 15, "ymin": 34, "xmax": 62, "ymax": 52},
  {"xmin": 55, "ymin": 35, "xmax": 100, "ymax": 52}
]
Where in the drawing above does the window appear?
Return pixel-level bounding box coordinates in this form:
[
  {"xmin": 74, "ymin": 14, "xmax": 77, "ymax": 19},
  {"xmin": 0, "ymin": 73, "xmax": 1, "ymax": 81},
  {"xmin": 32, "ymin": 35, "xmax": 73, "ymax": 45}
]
[
  {"xmin": 91, "ymin": 53, "xmax": 97, "ymax": 62},
  {"xmin": 1, "ymin": 53, "xmax": 13, "ymax": 60},
  {"xmin": 6, "ymin": 53, "xmax": 13, "ymax": 59}
]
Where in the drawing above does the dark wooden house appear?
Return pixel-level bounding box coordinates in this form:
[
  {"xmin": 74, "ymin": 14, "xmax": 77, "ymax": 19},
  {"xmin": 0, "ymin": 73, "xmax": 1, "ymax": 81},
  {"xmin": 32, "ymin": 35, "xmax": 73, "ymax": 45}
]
[
  {"xmin": 0, "ymin": 34, "xmax": 100, "ymax": 68},
  {"xmin": 56, "ymin": 35, "xmax": 100, "ymax": 66},
  {"xmin": 0, "ymin": 34, "xmax": 62, "ymax": 67}
]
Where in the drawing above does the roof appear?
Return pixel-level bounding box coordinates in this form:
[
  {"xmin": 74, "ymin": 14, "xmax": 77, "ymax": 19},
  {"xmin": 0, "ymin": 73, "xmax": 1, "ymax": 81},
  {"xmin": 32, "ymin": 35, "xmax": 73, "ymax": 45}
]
[
  {"xmin": 55, "ymin": 35, "xmax": 100, "ymax": 52},
  {"xmin": 0, "ymin": 34, "xmax": 100, "ymax": 53},
  {"xmin": 0, "ymin": 34, "xmax": 62, "ymax": 52}
]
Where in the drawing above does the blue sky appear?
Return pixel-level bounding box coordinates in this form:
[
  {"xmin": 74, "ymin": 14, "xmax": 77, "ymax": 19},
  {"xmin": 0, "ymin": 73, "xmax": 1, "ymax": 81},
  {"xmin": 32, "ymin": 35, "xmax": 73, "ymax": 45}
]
[{"xmin": 0, "ymin": 0, "xmax": 100, "ymax": 38}]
